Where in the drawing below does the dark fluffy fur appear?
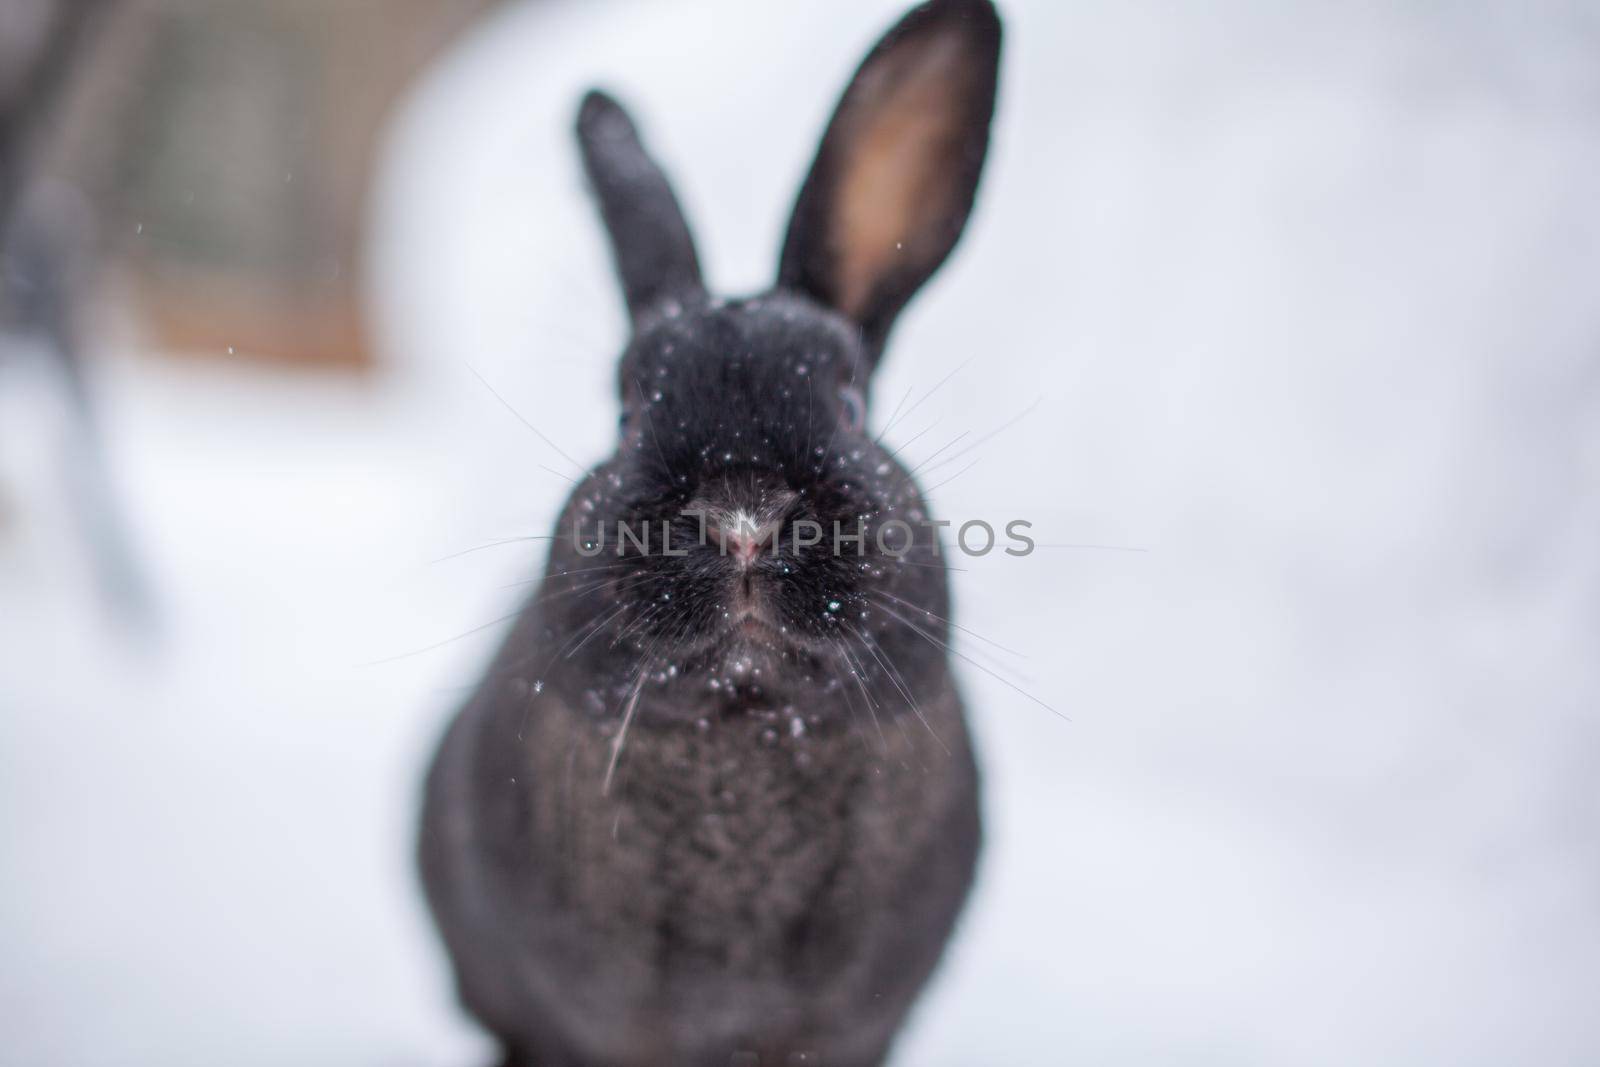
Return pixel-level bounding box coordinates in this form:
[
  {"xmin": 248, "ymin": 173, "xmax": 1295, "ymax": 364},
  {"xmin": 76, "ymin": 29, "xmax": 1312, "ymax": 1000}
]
[{"xmin": 420, "ymin": 2, "xmax": 1002, "ymax": 1064}]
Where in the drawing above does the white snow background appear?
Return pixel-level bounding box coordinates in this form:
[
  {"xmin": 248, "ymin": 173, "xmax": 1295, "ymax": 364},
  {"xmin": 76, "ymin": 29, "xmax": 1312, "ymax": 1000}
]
[{"xmin": 3, "ymin": 0, "xmax": 1599, "ymax": 1063}]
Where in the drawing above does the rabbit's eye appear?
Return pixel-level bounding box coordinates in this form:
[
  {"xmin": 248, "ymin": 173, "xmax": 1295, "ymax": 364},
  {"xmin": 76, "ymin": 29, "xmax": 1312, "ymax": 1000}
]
[{"xmin": 838, "ymin": 386, "xmax": 866, "ymax": 433}]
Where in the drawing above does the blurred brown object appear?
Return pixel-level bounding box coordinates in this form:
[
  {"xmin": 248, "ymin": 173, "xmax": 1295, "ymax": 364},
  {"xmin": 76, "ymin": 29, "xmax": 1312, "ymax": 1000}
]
[{"xmin": 50, "ymin": 0, "xmax": 501, "ymax": 370}]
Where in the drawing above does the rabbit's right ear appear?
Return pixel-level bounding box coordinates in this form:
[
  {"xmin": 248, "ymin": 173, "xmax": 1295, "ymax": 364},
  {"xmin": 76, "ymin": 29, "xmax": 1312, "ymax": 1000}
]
[
  {"xmin": 577, "ymin": 90, "xmax": 705, "ymax": 324},
  {"xmin": 778, "ymin": 0, "xmax": 1001, "ymax": 357}
]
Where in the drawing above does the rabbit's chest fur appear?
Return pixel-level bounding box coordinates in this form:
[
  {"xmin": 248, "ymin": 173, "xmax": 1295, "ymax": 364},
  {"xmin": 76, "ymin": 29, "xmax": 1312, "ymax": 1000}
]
[
  {"xmin": 424, "ymin": 666, "xmax": 978, "ymax": 1061},
  {"xmin": 532, "ymin": 698, "xmax": 934, "ymax": 968}
]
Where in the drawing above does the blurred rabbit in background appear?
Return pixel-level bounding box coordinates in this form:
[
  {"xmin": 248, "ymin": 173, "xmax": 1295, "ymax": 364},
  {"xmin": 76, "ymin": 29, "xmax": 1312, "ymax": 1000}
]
[{"xmin": 0, "ymin": 0, "xmax": 148, "ymax": 619}]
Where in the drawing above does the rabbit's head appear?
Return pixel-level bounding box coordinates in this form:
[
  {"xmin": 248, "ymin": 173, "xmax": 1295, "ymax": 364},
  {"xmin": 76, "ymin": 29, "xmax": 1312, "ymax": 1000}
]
[{"xmin": 544, "ymin": 0, "xmax": 1001, "ymax": 716}]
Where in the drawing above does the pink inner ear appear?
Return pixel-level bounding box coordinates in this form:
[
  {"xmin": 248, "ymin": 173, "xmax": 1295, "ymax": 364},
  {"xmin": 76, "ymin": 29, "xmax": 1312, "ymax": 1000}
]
[{"xmin": 831, "ymin": 29, "xmax": 973, "ymax": 321}]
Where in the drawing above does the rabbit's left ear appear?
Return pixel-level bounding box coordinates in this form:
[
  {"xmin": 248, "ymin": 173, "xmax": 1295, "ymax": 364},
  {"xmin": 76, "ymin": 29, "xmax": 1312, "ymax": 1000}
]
[
  {"xmin": 777, "ymin": 0, "xmax": 1001, "ymax": 356},
  {"xmin": 577, "ymin": 90, "xmax": 705, "ymax": 324}
]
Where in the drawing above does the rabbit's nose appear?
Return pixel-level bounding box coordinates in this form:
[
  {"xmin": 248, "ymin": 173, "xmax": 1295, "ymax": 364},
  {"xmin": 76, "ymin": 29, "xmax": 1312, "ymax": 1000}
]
[{"xmin": 705, "ymin": 510, "xmax": 780, "ymax": 567}]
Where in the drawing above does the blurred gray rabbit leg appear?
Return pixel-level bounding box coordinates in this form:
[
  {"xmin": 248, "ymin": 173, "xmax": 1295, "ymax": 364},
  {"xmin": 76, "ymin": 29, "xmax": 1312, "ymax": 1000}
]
[
  {"xmin": 2, "ymin": 0, "xmax": 148, "ymax": 623},
  {"xmin": 4, "ymin": 196, "xmax": 153, "ymax": 624}
]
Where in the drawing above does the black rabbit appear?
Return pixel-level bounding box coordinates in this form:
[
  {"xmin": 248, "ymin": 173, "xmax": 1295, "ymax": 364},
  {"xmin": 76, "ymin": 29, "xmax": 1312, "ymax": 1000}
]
[{"xmin": 420, "ymin": 2, "xmax": 1002, "ymax": 1063}]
